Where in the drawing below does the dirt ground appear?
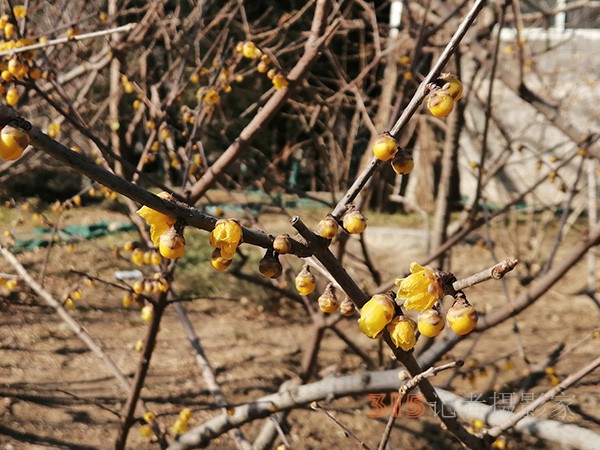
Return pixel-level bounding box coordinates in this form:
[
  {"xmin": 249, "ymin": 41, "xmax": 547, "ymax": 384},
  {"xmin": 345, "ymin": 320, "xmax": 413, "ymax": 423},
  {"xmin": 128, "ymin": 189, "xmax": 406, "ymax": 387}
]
[{"xmin": 0, "ymin": 203, "xmax": 599, "ymax": 449}]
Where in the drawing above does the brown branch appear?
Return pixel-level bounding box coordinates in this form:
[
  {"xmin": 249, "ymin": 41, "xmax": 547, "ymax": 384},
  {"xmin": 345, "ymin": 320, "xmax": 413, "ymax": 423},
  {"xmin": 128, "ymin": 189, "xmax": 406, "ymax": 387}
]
[{"xmin": 115, "ymin": 290, "xmax": 170, "ymax": 450}]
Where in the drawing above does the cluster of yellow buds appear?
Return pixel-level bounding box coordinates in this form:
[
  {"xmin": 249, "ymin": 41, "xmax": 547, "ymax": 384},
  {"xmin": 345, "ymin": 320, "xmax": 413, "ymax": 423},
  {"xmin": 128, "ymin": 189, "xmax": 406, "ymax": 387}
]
[
  {"xmin": 545, "ymin": 366, "xmax": 560, "ymax": 387},
  {"xmin": 371, "ymin": 133, "xmax": 414, "ymax": 176},
  {"xmin": 121, "ymin": 74, "xmax": 135, "ymax": 94},
  {"xmin": 131, "ymin": 274, "xmax": 170, "ymax": 297},
  {"xmin": 140, "ymin": 411, "xmax": 157, "ymax": 439},
  {"xmin": 0, "ymin": 276, "xmax": 19, "ymax": 293},
  {"xmin": 317, "ymin": 208, "xmax": 368, "ymax": 239},
  {"xmin": 136, "ymin": 193, "xmax": 186, "ymax": 260},
  {"xmin": 208, "ymin": 219, "xmax": 243, "ymax": 270},
  {"xmin": 426, "ymin": 73, "xmax": 463, "ymax": 118},
  {"xmin": 357, "ymin": 293, "xmax": 417, "ymax": 351},
  {"xmin": 128, "ymin": 246, "xmax": 163, "ymax": 266},
  {"xmin": 84, "ymin": 184, "xmax": 119, "ymax": 201},
  {"xmin": 236, "ymin": 40, "xmax": 288, "ymax": 90},
  {"xmin": 357, "ymin": 262, "xmax": 479, "ymax": 350},
  {"xmin": 0, "ymin": 9, "xmax": 45, "ymax": 108},
  {"xmin": 63, "ymin": 287, "xmax": 83, "ymax": 309},
  {"xmin": 172, "ymin": 407, "xmax": 192, "ymax": 435}
]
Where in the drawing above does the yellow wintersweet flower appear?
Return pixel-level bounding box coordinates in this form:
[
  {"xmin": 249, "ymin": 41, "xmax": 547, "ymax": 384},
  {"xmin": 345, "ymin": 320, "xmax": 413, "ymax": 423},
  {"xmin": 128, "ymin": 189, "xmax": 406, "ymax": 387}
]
[
  {"xmin": 387, "ymin": 316, "xmax": 417, "ymax": 351},
  {"xmin": 209, "ymin": 219, "xmax": 242, "ymax": 260},
  {"xmin": 395, "ymin": 262, "xmax": 443, "ymax": 312},
  {"xmin": 357, "ymin": 294, "xmax": 396, "ymax": 338},
  {"xmin": 136, "ymin": 192, "xmax": 176, "ymax": 247},
  {"xmin": 272, "ymin": 74, "xmax": 288, "ymax": 90},
  {"xmin": 13, "ymin": 6, "xmax": 27, "ymax": 20}
]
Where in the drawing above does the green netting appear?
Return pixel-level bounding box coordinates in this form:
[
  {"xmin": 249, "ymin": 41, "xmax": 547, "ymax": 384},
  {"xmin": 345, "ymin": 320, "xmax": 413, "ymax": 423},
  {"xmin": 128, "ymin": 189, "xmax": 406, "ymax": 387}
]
[{"xmin": 12, "ymin": 221, "xmax": 136, "ymax": 253}]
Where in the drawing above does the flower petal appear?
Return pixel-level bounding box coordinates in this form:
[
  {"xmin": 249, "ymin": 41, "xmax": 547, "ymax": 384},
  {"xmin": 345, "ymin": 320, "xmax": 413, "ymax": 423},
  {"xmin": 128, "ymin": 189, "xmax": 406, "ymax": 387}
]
[{"xmin": 409, "ymin": 262, "xmax": 426, "ymax": 274}]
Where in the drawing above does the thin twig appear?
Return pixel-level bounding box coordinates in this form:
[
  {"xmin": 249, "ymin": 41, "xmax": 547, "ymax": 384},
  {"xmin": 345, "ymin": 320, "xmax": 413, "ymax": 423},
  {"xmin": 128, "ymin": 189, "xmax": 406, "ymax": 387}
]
[
  {"xmin": 451, "ymin": 258, "xmax": 519, "ymax": 292},
  {"xmin": 0, "ymin": 23, "xmax": 137, "ymax": 57},
  {"xmin": 310, "ymin": 401, "xmax": 370, "ymax": 450}
]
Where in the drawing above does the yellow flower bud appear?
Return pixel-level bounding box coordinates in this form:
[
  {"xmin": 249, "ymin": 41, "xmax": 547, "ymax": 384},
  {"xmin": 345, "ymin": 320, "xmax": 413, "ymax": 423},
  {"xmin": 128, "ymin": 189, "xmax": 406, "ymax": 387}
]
[
  {"xmin": 122, "ymin": 292, "xmax": 133, "ymax": 308},
  {"xmin": 242, "ymin": 41, "xmax": 257, "ymax": 59},
  {"xmin": 173, "ymin": 418, "xmax": 189, "ymax": 434},
  {"xmin": 66, "ymin": 26, "xmax": 80, "ymax": 39},
  {"xmin": 13, "ymin": 6, "xmax": 27, "ymax": 19},
  {"xmin": 4, "ymin": 23, "xmax": 15, "ymax": 40},
  {"xmin": 209, "ymin": 248, "xmax": 232, "ymax": 271},
  {"xmin": 141, "ymin": 305, "xmax": 153, "ymax": 322},
  {"xmin": 5, "ymin": 87, "xmax": 19, "ymax": 106},
  {"xmin": 439, "ymin": 73, "xmax": 463, "ymax": 101},
  {"xmin": 342, "ymin": 209, "xmax": 366, "ymax": 234},
  {"xmin": 140, "ymin": 424, "xmax": 154, "ymax": 438},
  {"xmin": 133, "ymin": 281, "xmax": 144, "ymax": 295},
  {"xmin": 317, "ymin": 214, "xmax": 339, "ymax": 239},
  {"xmin": 357, "ymin": 293, "xmax": 396, "ymax": 338},
  {"xmin": 295, "ymin": 265, "xmax": 316, "ymax": 296},
  {"xmin": 0, "ymin": 126, "xmax": 29, "ymax": 161},
  {"xmin": 391, "ymin": 153, "xmax": 414, "ymax": 175},
  {"xmin": 259, "ymin": 251, "xmax": 283, "ymax": 278},
  {"xmin": 159, "ymin": 226, "xmax": 185, "ymax": 259},
  {"xmin": 257, "ymin": 61, "xmax": 269, "ymax": 73},
  {"xmin": 387, "ymin": 316, "xmax": 417, "ymax": 351},
  {"xmin": 150, "ymin": 252, "xmax": 162, "ymax": 266},
  {"xmin": 273, "ymin": 234, "xmax": 291, "ymax": 254},
  {"xmin": 417, "ymin": 309, "xmax": 445, "ymax": 338},
  {"xmin": 179, "ymin": 407, "xmax": 192, "ymax": 422},
  {"xmin": 272, "ymin": 74, "xmax": 288, "ymax": 90},
  {"xmin": 157, "ymin": 278, "xmax": 169, "ymax": 293},
  {"xmin": 446, "ymin": 301, "xmax": 478, "ymax": 335},
  {"xmin": 131, "ymin": 248, "xmax": 144, "ymax": 265},
  {"xmin": 317, "ymin": 285, "xmax": 339, "ymax": 314},
  {"xmin": 427, "ymin": 90, "xmax": 454, "ymax": 118},
  {"xmin": 339, "ymin": 296, "xmax": 356, "ymax": 317},
  {"xmin": 372, "ymin": 134, "xmax": 398, "ymax": 161},
  {"xmin": 143, "ymin": 411, "xmax": 156, "ymax": 423},
  {"xmin": 134, "ymin": 339, "xmax": 144, "ymax": 352}
]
